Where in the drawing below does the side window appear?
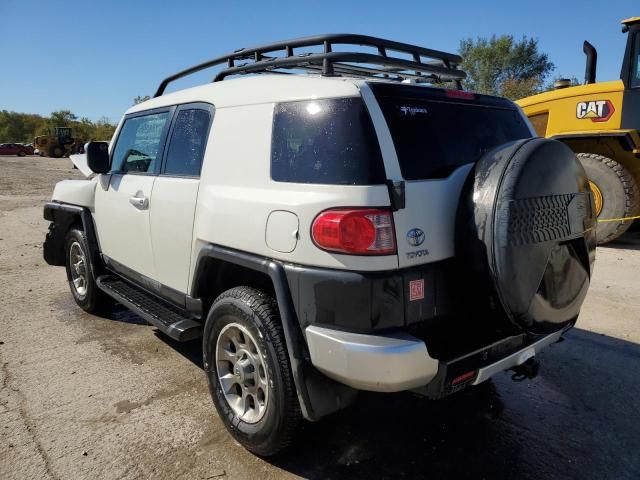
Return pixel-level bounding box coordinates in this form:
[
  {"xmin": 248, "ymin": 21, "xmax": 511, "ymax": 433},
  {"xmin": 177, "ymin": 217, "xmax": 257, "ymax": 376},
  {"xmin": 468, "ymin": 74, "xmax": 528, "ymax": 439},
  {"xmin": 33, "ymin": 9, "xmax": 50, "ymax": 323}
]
[
  {"xmin": 111, "ymin": 111, "xmax": 170, "ymax": 173},
  {"xmin": 271, "ymin": 97, "xmax": 386, "ymax": 185},
  {"xmin": 163, "ymin": 108, "xmax": 211, "ymax": 176}
]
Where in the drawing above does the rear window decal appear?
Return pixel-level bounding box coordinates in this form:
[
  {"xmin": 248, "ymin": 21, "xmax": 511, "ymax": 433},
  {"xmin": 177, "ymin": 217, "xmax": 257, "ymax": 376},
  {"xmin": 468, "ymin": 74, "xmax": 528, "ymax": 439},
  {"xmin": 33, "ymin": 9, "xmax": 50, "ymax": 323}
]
[{"xmin": 400, "ymin": 106, "xmax": 428, "ymax": 116}]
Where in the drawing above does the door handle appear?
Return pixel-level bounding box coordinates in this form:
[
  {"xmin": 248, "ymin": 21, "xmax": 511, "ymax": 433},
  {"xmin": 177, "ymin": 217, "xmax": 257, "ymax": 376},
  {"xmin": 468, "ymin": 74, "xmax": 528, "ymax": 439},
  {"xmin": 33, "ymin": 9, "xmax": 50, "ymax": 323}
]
[{"xmin": 129, "ymin": 194, "xmax": 149, "ymax": 210}]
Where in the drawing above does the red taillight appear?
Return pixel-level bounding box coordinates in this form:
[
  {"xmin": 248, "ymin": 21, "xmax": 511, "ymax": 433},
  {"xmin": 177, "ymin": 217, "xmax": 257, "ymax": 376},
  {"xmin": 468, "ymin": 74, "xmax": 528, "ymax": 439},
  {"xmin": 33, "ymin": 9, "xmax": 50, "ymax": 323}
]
[
  {"xmin": 446, "ymin": 90, "xmax": 476, "ymax": 100},
  {"xmin": 452, "ymin": 370, "xmax": 477, "ymax": 386},
  {"xmin": 311, "ymin": 208, "xmax": 396, "ymax": 255}
]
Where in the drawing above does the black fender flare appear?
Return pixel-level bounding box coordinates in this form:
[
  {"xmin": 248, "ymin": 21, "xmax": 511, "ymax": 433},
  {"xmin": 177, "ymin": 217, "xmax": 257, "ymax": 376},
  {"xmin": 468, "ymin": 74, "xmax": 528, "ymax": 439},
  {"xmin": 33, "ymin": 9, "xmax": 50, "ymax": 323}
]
[
  {"xmin": 43, "ymin": 202, "xmax": 101, "ymax": 275},
  {"xmin": 192, "ymin": 244, "xmax": 356, "ymax": 421}
]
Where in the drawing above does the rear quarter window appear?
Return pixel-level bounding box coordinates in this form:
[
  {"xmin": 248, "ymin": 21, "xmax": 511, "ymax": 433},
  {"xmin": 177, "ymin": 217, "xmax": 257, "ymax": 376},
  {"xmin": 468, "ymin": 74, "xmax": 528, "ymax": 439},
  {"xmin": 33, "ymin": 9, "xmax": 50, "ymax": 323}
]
[
  {"xmin": 376, "ymin": 93, "xmax": 532, "ymax": 180},
  {"xmin": 271, "ymin": 97, "xmax": 385, "ymax": 185}
]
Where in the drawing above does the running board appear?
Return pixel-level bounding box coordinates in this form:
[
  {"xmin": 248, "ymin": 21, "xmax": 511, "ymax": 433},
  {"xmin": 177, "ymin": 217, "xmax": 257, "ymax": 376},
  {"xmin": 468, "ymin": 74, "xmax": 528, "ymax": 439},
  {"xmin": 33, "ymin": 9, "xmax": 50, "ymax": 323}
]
[{"xmin": 96, "ymin": 275, "xmax": 202, "ymax": 341}]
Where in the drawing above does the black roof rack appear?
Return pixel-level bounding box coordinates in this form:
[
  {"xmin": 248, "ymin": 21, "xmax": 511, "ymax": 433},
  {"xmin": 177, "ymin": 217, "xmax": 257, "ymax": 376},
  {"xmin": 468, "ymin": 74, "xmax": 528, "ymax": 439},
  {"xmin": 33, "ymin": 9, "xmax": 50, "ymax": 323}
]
[{"xmin": 154, "ymin": 33, "xmax": 466, "ymax": 97}]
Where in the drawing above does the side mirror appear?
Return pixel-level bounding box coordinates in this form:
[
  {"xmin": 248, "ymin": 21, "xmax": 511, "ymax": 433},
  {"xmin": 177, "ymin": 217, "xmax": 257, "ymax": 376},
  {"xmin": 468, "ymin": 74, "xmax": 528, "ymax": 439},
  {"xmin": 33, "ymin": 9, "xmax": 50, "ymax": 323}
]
[{"xmin": 86, "ymin": 141, "xmax": 110, "ymax": 174}]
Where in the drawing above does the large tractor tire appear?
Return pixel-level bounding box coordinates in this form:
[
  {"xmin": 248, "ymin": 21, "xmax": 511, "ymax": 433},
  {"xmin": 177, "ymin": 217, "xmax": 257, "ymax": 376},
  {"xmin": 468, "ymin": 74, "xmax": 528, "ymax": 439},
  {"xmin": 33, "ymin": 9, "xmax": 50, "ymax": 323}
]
[
  {"xmin": 49, "ymin": 146, "xmax": 64, "ymax": 158},
  {"xmin": 577, "ymin": 153, "xmax": 640, "ymax": 244}
]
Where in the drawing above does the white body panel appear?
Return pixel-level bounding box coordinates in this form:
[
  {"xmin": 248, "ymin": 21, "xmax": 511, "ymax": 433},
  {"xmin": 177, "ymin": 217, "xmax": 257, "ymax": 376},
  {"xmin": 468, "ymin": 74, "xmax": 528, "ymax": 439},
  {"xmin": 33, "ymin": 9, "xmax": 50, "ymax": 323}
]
[
  {"xmin": 150, "ymin": 177, "xmax": 199, "ymax": 291},
  {"xmin": 93, "ymin": 174, "xmax": 156, "ymax": 279},
  {"xmin": 52, "ymin": 179, "xmax": 97, "ymax": 209},
  {"xmin": 127, "ymin": 75, "xmax": 361, "ymax": 113},
  {"xmin": 69, "ymin": 154, "xmax": 93, "ymax": 178},
  {"xmin": 190, "ymin": 102, "xmax": 397, "ymax": 288},
  {"xmin": 394, "ymin": 165, "xmax": 473, "ymax": 268},
  {"xmin": 266, "ymin": 211, "xmax": 299, "ymax": 253},
  {"xmin": 51, "ymin": 74, "xmax": 526, "ymax": 294}
]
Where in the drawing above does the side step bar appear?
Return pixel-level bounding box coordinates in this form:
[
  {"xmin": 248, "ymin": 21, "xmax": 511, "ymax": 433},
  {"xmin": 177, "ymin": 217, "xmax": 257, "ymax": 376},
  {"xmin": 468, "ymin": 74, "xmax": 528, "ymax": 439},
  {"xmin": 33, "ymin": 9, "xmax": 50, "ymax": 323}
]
[{"xmin": 96, "ymin": 275, "xmax": 202, "ymax": 341}]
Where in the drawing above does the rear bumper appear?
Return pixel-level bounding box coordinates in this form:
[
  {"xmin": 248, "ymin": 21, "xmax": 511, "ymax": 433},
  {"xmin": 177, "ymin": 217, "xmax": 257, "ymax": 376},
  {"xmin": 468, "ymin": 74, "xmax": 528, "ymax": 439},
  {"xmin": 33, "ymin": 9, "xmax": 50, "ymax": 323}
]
[
  {"xmin": 305, "ymin": 326, "xmax": 439, "ymax": 392},
  {"xmin": 472, "ymin": 330, "xmax": 562, "ymax": 385},
  {"xmin": 305, "ymin": 325, "xmax": 563, "ymax": 394}
]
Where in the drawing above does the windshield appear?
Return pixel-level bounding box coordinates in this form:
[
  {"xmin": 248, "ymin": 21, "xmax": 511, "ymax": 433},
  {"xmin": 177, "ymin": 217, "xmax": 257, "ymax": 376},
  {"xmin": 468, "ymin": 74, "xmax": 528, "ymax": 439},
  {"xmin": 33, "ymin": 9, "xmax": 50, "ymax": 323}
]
[{"xmin": 631, "ymin": 32, "xmax": 640, "ymax": 88}]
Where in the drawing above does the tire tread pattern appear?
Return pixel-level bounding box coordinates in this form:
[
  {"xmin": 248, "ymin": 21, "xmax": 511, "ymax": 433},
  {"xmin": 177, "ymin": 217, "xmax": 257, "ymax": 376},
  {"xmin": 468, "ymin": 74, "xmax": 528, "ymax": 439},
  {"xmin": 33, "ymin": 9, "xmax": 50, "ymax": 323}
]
[
  {"xmin": 505, "ymin": 194, "xmax": 573, "ymax": 245},
  {"xmin": 209, "ymin": 286, "xmax": 301, "ymax": 456}
]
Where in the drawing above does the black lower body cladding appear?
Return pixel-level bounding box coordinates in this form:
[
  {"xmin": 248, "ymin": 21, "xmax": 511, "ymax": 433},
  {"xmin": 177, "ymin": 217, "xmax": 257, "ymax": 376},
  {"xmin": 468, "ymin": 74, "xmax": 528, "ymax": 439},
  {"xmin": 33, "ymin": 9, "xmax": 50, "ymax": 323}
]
[
  {"xmin": 283, "ymin": 262, "xmax": 453, "ymax": 333},
  {"xmin": 458, "ymin": 138, "xmax": 597, "ymax": 334}
]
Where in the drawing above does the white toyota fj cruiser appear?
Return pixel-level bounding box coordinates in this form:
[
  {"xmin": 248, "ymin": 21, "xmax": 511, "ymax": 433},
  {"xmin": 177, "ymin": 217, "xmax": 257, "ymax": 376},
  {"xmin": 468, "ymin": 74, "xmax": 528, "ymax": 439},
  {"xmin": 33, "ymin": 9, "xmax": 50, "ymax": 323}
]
[{"xmin": 43, "ymin": 35, "xmax": 596, "ymax": 456}]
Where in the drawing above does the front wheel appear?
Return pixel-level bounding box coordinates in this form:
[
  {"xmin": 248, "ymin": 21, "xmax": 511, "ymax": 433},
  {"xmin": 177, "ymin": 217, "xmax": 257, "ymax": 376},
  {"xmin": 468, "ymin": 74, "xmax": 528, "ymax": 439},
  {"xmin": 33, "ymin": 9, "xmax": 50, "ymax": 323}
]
[
  {"xmin": 50, "ymin": 146, "xmax": 64, "ymax": 158},
  {"xmin": 203, "ymin": 287, "xmax": 301, "ymax": 456},
  {"xmin": 578, "ymin": 153, "xmax": 640, "ymax": 244},
  {"xmin": 64, "ymin": 228, "xmax": 112, "ymax": 314}
]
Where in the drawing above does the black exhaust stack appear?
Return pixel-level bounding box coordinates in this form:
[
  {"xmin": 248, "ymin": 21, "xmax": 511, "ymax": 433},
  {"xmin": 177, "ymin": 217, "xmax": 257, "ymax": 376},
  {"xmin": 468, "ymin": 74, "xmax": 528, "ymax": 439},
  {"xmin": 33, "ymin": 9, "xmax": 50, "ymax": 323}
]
[{"xmin": 583, "ymin": 41, "xmax": 597, "ymax": 84}]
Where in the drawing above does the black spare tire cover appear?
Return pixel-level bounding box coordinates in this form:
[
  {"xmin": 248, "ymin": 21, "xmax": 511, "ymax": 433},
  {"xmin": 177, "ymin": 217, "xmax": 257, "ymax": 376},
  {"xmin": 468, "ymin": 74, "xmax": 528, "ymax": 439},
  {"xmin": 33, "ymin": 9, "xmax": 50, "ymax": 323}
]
[{"xmin": 464, "ymin": 138, "xmax": 597, "ymax": 334}]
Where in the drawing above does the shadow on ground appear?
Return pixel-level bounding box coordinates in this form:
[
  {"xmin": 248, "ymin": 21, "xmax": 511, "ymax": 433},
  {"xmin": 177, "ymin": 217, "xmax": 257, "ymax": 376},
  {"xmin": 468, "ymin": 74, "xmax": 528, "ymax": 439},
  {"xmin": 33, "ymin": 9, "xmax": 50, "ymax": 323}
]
[
  {"xmin": 154, "ymin": 326, "xmax": 640, "ymax": 480},
  {"xmin": 599, "ymin": 230, "xmax": 640, "ymax": 251}
]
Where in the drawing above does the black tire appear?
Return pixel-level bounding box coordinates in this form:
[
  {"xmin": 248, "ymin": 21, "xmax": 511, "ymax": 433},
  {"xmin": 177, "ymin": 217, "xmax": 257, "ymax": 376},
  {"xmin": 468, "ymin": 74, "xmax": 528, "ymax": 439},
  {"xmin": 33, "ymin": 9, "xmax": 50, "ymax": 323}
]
[
  {"xmin": 64, "ymin": 228, "xmax": 112, "ymax": 314},
  {"xmin": 203, "ymin": 287, "xmax": 301, "ymax": 456},
  {"xmin": 459, "ymin": 138, "xmax": 595, "ymax": 334},
  {"xmin": 17, "ymin": 151, "xmax": 26, "ymax": 157},
  {"xmin": 578, "ymin": 153, "xmax": 640, "ymax": 244},
  {"xmin": 50, "ymin": 146, "xmax": 64, "ymax": 158}
]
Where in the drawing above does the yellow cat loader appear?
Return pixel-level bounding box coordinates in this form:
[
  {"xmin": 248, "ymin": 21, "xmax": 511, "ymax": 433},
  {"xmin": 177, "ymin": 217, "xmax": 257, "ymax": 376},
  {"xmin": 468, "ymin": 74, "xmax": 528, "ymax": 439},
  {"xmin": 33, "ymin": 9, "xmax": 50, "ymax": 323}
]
[
  {"xmin": 34, "ymin": 127, "xmax": 75, "ymax": 158},
  {"xmin": 517, "ymin": 17, "xmax": 640, "ymax": 244}
]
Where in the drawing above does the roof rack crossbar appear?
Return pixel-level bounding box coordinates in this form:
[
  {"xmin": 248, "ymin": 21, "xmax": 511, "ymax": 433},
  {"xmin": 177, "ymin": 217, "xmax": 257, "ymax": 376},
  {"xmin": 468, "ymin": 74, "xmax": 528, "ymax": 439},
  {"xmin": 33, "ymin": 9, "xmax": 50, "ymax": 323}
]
[{"xmin": 154, "ymin": 33, "xmax": 466, "ymax": 97}]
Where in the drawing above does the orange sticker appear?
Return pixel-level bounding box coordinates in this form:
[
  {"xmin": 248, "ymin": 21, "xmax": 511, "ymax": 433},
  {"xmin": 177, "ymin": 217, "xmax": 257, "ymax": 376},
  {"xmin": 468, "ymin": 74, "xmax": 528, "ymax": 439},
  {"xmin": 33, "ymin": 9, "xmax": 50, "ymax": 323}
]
[{"xmin": 409, "ymin": 279, "xmax": 424, "ymax": 301}]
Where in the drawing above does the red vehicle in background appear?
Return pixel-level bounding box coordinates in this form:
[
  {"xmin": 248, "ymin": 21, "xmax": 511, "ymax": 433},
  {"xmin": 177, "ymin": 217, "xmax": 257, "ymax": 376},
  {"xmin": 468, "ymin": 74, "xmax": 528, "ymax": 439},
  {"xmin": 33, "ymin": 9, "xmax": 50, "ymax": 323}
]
[{"xmin": 0, "ymin": 143, "xmax": 34, "ymax": 156}]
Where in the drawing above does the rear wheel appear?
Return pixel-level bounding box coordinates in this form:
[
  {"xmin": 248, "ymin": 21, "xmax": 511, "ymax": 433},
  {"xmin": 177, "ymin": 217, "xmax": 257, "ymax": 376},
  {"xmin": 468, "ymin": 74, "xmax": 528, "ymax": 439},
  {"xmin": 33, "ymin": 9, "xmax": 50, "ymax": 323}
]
[
  {"xmin": 577, "ymin": 153, "xmax": 640, "ymax": 244},
  {"xmin": 203, "ymin": 287, "xmax": 301, "ymax": 456}
]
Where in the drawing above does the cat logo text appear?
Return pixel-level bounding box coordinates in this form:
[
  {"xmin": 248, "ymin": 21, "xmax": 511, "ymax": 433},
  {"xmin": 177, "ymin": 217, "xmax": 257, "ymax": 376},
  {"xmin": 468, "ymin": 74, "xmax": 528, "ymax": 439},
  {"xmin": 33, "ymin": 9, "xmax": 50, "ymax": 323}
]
[{"xmin": 576, "ymin": 100, "xmax": 615, "ymax": 122}]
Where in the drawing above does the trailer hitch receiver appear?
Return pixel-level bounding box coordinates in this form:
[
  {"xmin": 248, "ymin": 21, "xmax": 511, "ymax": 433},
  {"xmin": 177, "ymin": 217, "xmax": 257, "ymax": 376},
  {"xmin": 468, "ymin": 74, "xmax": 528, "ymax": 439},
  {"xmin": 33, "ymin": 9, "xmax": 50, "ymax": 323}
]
[{"xmin": 510, "ymin": 357, "xmax": 540, "ymax": 382}]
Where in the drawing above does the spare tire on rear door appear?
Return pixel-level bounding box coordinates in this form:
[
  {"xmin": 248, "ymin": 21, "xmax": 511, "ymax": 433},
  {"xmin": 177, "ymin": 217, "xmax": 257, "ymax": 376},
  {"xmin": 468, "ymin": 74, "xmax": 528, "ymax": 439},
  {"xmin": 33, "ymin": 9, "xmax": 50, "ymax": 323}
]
[{"xmin": 457, "ymin": 138, "xmax": 597, "ymax": 335}]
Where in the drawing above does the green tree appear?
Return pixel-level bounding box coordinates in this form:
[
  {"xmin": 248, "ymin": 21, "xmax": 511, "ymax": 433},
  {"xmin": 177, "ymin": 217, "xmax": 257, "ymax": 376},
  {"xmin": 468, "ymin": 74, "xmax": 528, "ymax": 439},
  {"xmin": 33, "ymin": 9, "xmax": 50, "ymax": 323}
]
[
  {"xmin": 93, "ymin": 116, "xmax": 117, "ymax": 141},
  {"xmin": 459, "ymin": 35, "xmax": 554, "ymax": 100},
  {"xmin": 49, "ymin": 110, "xmax": 78, "ymax": 127}
]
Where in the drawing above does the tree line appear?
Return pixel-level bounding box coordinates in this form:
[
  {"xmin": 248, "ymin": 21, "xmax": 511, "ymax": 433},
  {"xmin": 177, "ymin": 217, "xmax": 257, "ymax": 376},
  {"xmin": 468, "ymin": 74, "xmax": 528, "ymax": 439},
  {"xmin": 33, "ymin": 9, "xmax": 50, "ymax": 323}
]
[{"xmin": 0, "ymin": 110, "xmax": 117, "ymax": 144}]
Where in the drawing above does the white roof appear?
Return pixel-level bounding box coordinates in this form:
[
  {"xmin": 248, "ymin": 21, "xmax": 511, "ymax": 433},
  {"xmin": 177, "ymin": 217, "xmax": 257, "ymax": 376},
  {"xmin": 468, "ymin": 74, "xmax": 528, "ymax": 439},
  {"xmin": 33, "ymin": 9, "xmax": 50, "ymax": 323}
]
[{"xmin": 127, "ymin": 75, "xmax": 366, "ymax": 114}]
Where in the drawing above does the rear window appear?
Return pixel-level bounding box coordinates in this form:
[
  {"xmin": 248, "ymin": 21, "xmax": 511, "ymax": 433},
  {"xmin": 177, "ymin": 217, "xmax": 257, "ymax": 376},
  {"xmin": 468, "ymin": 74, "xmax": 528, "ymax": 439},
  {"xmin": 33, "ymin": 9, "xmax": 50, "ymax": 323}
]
[
  {"xmin": 376, "ymin": 94, "xmax": 531, "ymax": 180},
  {"xmin": 271, "ymin": 97, "xmax": 385, "ymax": 185}
]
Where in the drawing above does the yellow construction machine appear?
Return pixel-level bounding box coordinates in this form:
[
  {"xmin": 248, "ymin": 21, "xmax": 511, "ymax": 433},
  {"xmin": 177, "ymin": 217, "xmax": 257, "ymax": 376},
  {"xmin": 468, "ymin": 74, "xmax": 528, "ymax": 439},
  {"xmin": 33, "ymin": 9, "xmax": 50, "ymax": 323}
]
[
  {"xmin": 34, "ymin": 127, "xmax": 75, "ymax": 158},
  {"xmin": 517, "ymin": 17, "xmax": 640, "ymax": 244}
]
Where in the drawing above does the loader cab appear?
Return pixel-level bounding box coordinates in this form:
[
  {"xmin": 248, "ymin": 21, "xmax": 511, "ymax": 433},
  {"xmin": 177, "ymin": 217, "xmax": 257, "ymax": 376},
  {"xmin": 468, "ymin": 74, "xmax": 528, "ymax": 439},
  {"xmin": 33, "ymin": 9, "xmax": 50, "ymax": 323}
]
[
  {"xmin": 620, "ymin": 17, "xmax": 640, "ymax": 130},
  {"xmin": 55, "ymin": 127, "xmax": 72, "ymax": 142},
  {"xmin": 621, "ymin": 17, "xmax": 640, "ymax": 87}
]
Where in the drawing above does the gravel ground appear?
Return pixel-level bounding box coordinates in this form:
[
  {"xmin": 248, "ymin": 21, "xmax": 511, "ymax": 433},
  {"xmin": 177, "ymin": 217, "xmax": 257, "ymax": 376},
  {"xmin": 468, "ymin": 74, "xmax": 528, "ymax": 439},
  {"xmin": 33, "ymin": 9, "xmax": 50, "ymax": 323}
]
[{"xmin": 1, "ymin": 155, "xmax": 639, "ymax": 480}]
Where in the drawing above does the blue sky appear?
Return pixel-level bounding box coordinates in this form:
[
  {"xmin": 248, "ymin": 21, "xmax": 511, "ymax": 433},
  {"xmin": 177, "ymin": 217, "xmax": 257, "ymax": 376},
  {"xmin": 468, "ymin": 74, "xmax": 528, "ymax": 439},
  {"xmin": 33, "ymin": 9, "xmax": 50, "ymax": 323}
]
[{"xmin": 0, "ymin": 0, "xmax": 636, "ymax": 122}]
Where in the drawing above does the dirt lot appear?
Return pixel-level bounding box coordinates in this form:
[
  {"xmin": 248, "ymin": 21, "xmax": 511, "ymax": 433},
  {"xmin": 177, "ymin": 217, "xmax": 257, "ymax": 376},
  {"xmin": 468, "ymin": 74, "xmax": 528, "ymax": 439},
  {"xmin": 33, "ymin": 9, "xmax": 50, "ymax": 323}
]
[{"xmin": 1, "ymin": 155, "xmax": 639, "ymax": 480}]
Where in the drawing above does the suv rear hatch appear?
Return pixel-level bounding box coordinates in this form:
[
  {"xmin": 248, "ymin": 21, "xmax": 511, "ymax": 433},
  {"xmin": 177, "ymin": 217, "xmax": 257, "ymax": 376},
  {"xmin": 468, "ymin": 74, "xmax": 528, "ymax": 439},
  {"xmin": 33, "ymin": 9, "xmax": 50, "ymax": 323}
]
[{"xmin": 369, "ymin": 83, "xmax": 533, "ymax": 269}]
